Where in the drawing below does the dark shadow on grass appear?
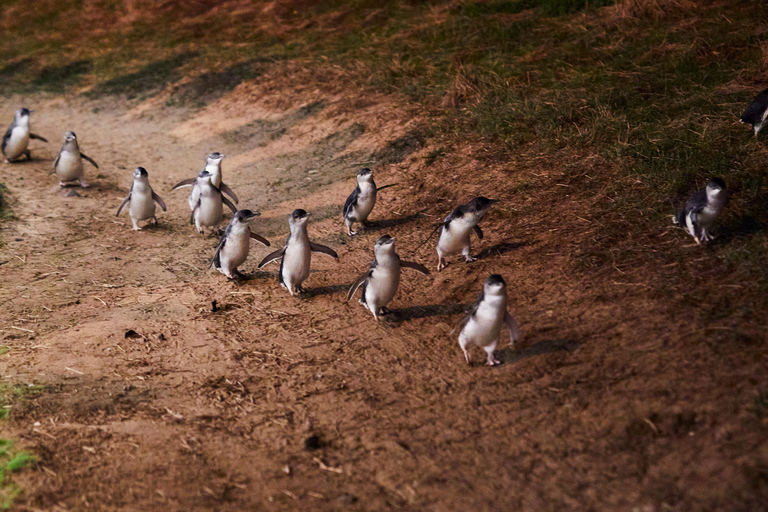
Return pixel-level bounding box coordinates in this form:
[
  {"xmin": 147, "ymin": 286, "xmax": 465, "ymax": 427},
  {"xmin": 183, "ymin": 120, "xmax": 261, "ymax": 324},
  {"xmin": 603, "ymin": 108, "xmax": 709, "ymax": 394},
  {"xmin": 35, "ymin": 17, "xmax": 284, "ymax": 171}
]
[
  {"xmin": 495, "ymin": 339, "xmax": 580, "ymax": 365},
  {"xmin": 386, "ymin": 303, "xmax": 469, "ymax": 322},
  {"xmin": 711, "ymin": 215, "xmax": 767, "ymax": 245},
  {"xmin": 362, "ymin": 213, "xmax": 422, "ymax": 232},
  {"xmin": 476, "ymin": 241, "xmax": 525, "ymax": 260},
  {"xmin": 33, "ymin": 60, "xmax": 92, "ymax": 92},
  {"xmin": 86, "ymin": 52, "xmax": 199, "ymax": 99}
]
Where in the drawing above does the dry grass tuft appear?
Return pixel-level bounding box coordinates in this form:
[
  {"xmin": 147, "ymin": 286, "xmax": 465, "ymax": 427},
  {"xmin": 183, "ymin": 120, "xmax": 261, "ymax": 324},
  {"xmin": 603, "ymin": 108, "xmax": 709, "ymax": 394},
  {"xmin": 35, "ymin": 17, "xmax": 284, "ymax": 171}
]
[
  {"xmin": 607, "ymin": 0, "xmax": 697, "ymax": 21},
  {"xmin": 442, "ymin": 63, "xmax": 483, "ymax": 108}
]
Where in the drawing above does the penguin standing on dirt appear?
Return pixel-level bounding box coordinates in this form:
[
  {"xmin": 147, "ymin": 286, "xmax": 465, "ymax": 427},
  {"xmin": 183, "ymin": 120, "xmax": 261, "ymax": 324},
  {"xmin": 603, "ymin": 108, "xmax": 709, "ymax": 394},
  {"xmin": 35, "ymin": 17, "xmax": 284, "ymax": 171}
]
[
  {"xmin": 210, "ymin": 209, "xmax": 271, "ymax": 279},
  {"xmin": 342, "ymin": 168, "xmax": 396, "ymax": 236},
  {"xmin": 258, "ymin": 209, "xmax": 338, "ymax": 296},
  {"xmin": 740, "ymin": 88, "xmax": 768, "ymax": 137},
  {"xmin": 115, "ymin": 167, "xmax": 167, "ymax": 230},
  {"xmin": 347, "ymin": 235, "xmax": 430, "ymax": 320},
  {"xmin": 171, "ymin": 152, "xmax": 238, "ymax": 210},
  {"xmin": 432, "ymin": 196, "xmax": 498, "ymax": 271},
  {"xmin": 190, "ymin": 170, "xmax": 238, "ymax": 235},
  {"xmin": 673, "ymin": 177, "xmax": 729, "ymax": 244},
  {"xmin": 2, "ymin": 108, "xmax": 47, "ymax": 162},
  {"xmin": 457, "ymin": 274, "xmax": 520, "ymax": 366},
  {"xmin": 53, "ymin": 131, "xmax": 98, "ymax": 188}
]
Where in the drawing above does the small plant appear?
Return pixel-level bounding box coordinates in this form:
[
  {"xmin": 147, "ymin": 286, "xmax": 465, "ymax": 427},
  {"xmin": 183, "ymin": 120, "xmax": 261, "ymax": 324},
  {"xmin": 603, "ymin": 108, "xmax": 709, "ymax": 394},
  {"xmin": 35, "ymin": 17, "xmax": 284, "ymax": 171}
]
[{"xmin": 0, "ymin": 439, "xmax": 34, "ymax": 510}]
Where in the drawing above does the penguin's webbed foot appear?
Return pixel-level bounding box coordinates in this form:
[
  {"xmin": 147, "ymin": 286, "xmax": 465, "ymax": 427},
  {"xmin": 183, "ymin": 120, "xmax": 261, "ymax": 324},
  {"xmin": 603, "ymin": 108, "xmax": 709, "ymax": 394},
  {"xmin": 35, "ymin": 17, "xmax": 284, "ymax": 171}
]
[
  {"xmin": 485, "ymin": 357, "xmax": 501, "ymax": 366},
  {"xmin": 347, "ymin": 230, "xmax": 357, "ymax": 236},
  {"xmin": 462, "ymin": 348, "xmax": 471, "ymax": 364},
  {"xmin": 380, "ymin": 306, "xmax": 392, "ymax": 315},
  {"xmin": 79, "ymin": 180, "xmax": 90, "ymax": 188},
  {"xmin": 437, "ymin": 257, "xmax": 448, "ymax": 272},
  {"xmin": 464, "ymin": 256, "xmax": 477, "ymax": 263},
  {"xmin": 150, "ymin": 216, "xmax": 158, "ymax": 225}
]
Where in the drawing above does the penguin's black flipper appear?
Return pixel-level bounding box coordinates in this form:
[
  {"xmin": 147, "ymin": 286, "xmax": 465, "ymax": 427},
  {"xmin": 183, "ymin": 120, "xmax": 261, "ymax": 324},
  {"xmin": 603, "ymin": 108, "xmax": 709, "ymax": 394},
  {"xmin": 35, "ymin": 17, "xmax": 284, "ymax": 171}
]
[
  {"xmin": 209, "ymin": 237, "xmax": 226, "ymax": 269},
  {"xmin": 376, "ymin": 183, "xmax": 398, "ymax": 192},
  {"xmin": 219, "ymin": 182, "xmax": 239, "ymax": 204},
  {"xmin": 80, "ymin": 152, "xmax": 99, "ymax": 169},
  {"xmin": 249, "ymin": 232, "xmax": 270, "ymax": 246},
  {"xmin": 258, "ymin": 247, "xmax": 286, "ymax": 268},
  {"xmin": 1, "ymin": 127, "xmax": 10, "ymax": 155},
  {"xmin": 222, "ymin": 195, "xmax": 238, "ymax": 215},
  {"xmin": 29, "ymin": 133, "xmax": 48, "ymax": 142},
  {"xmin": 343, "ymin": 186, "xmax": 360, "ymax": 219},
  {"xmin": 171, "ymin": 177, "xmax": 197, "ymax": 190},
  {"xmin": 309, "ymin": 242, "xmax": 338, "ymax": 259},
  {"xmin": 152, "ymin": 192, "xmax": 167, "ymax": 211},
  {"xmin": 115, "ymin": 195, "xmax": 131, "ymax": 217},
  {"xmin": 400, "ymin": 260, "xmax": 430, "ymax": 275},
  {"xmin": 347, "ymin": 270, "xmax": 371, "ymax": 302},
  {"xmin": 451, "ymin": 290, "xmax": 483, "ymax": 334},
  {"xmin": 473, "ymin": 225, "xmax": 484, "ymax": 240},
  {"xmin": 503, "ymin": 312, "xmax": 520, "ymax": 345},
  {"xmin": 190, "ymin": 200, "xmax": 200, "ymax": 225}
]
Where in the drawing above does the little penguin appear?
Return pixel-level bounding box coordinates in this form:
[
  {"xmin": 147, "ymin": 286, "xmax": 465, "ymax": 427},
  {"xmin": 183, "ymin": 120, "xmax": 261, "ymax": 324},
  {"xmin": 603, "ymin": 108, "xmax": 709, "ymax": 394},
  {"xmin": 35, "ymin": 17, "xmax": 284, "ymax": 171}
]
[
  {"xmin": 53, "ymin": 131, "xmax": 98, "ymax": 188},
  {"xmin": 115, "ymin": 167, "xmax": 167, "ymax": 230},
  {"xmin": 342, "ymin": 168, "xmax": 396, "ymax": 236},
  {"xmin": 190, "ymin": 170, "xmax": 238, "ymax": 234},
  {"xmin": 171, "ymin": 152, "xmax": 238, "ymax": 210},
  {"xmin": 210, "ymin": 209, "xmax": 271, "ymax": 279},
  {"xmin": 258, "ymin": 209, "xmax": 338, "ymax": 296},
  {"xmin": 347, "ymin": 235, "xmax": 430, "ymax": 320},
  {"xmin": 741, "ymin": 89, "xmax": 768, "ymax": 137},
  {"xmin": 2, "ymin": 108, "xmax": 47, "ymax": 162},
  {"xmin": 457, "ymin": 274, "xmax": 520, "ymax": 366},
  {"xmin": 673, "ymin": 177, "xmax": 728, "ymax": 244},
  {"xmin": 432, "ymin": 196, "xmax": 498, "ymax": 271}
]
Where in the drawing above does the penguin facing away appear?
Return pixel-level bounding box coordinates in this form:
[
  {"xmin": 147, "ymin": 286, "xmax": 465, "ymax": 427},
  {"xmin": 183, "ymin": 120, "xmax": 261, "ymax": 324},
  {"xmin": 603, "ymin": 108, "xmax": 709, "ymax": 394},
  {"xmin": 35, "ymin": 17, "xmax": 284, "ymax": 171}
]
[
  {"xmin": 2, "ymin": 108, "xmax": 47, "ymax": 162},
  {"xmin": 457, "ymin": 274, "xmax": 520, "ymax": 366},
  {"xmin": 342, "ymin": 168, "xmax": 397, "ymax": 236},
  {"xmin": 258, "ymin": 209, "xmax": 338, "ymax": 296},
  {"xmin": 115, "ymin": 167, "xmax": 167, "ymax": 230},
  {"xmin": 673, "ymin": 177, "xmax": 729, "ymax": 244},
  {"xmin": 347, "ymin": 235, "xmax": 430, "ymax": 320},
  {"xmin": 53, "ymin": 131, "xmax": 98, "ymax": 188},
  {"xmin": 741, "ymin": 89, "xmax": 768, "ymax": 137},
  {"xmin": 210, "ymin": 209, "xmax": 271, "ymax": 279}
]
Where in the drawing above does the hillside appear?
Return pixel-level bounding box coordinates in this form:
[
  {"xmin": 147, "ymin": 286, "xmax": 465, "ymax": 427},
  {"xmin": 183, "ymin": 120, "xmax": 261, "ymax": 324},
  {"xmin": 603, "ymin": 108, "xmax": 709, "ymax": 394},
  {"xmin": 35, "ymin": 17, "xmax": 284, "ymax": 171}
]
[{"xmin": 1, "ymin": 0, "xmax": 767, "ymax": 510}]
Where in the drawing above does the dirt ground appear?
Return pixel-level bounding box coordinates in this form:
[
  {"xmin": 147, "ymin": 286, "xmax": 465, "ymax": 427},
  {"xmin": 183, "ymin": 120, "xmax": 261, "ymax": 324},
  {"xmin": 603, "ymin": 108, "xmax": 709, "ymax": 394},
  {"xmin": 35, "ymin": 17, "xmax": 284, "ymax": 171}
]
[{"xmin": 1, "ymin": 81, "xmax": 768, "ymax": 512}]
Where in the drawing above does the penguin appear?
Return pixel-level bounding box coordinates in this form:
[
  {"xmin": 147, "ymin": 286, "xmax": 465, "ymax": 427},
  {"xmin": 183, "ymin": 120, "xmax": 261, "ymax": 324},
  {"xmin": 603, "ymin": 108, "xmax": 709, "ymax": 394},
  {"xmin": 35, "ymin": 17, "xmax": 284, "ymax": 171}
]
[
  {"xmin": 347, "ymin": 235, "xmax": 430, "ymax": 320},
  {"xmin": 431, "ymin": 196, "xmax": 498, "ymax": 271},
  {"xmin": 2, "ymin": 108, "xmax": 47, "ymax": 162},
  {"xmin": 741, "ymin": 88, "xmax": 768, "ymax": 137},
  {"xmin": 342, "ymin": 168, "xmax": 396, "ymax": 236},
  {"xmin": 190, "ymin": 170, "xmax": 238, "ymax": 235},
  {"xmin": 673, "ymin": 177, "xmax": 729, "ymax": 244},
  {"xmin": 457, "ymin": 274, "xmax": 520, "ymax": 366},
  {"xmin": 258, "ymin": 209, "xmax": 338, "ymax": 296},
  {"xmin": 115, "ymin": 167, "xmax": 167, "ymax": 230},
  {"xmin": 53, "ymin": 131, "xmax": 98, "ymax": 188},
  {"xmin": 171, "ymin": 152, "xmax": 238, "ymax": 210},
  {"xmin": 210, "ymin": 209, "xmax": 271, "ymax": 279}
]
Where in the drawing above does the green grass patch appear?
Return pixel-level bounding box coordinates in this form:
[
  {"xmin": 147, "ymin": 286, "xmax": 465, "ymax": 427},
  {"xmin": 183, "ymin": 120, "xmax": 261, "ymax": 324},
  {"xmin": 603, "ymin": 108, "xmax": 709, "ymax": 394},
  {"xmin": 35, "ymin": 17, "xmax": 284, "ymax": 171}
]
[{"xmin": 0, "ymin": 439, "xmax": 34, "ymax": 510}]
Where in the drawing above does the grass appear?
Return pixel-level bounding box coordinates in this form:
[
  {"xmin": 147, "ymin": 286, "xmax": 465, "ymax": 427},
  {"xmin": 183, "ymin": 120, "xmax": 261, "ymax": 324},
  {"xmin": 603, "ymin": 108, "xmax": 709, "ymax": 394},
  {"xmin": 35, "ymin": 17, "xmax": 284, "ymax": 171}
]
[{"xmin": 0, "ymin": 384, "xmax": 38, "ymax": 509}]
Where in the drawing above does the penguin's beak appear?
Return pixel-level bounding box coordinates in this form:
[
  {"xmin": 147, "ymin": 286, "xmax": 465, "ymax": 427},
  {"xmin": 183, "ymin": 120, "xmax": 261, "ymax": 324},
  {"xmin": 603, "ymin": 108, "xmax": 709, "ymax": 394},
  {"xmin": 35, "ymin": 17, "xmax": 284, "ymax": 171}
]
[{"xmin": 247, "ymin": 211, "xmax": 260, "ymax": 220}]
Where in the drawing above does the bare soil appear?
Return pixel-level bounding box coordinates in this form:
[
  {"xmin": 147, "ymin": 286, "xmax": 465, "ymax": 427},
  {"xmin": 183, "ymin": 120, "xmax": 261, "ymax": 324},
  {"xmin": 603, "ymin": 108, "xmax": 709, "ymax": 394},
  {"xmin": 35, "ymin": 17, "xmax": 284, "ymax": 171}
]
[{"xmin": 1, "ymin": 82, "xmax": 767, "ymax": 512}]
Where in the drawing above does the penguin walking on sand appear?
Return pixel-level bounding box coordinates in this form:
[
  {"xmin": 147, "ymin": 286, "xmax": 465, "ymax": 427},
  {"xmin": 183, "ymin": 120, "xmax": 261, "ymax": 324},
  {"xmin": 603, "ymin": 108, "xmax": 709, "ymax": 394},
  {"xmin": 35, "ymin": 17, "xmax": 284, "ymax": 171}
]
[
  {"xmin": 342, "ymin": 168, "xmax": 396, "ymax": 236},
  {"xmin": 741, "ymin": 89, "xmax": 768, "ymax": 137},
  {"xmin": 457, "ymin": 274, "xmax": 520, "ymax": 366},
  {"xmin": 428, "ymin": 196, "xmax": 498, "ymax": 271},
  {"xmin": 673, "ymin": 177, "xmax": 729, "ymax": 244},
  {"xmin": 53, "ymin": 131, "xmax": 98, "ymax": 188},
  {"xmin": 2, "ymin": 108, "xmax": 47, "ymax": 162},
  {"xmin": 115, "ymin": 167, "xmax": 167, "ymax": 230},
  {"xmin": 171, "ymin": 152, "xmax": 238, "ymax": 210},
  {"xmin": 190, "ymin": 170, "xmax": 237, "ymax": 235},
  {"xmin": 347, "ymin": 235, "xmax": 430, "ymax": 320},
  {"xmin": 258, "ymin": 209, "xmax": 338, "ymax": 296},
  {"xmin": 210, "ymin": 209, "xmax": 271, "ymax": 279}
]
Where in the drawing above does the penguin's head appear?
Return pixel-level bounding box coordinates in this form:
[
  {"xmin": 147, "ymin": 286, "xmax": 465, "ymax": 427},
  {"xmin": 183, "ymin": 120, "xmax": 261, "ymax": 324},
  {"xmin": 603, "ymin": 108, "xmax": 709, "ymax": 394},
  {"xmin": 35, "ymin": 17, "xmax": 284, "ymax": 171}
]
[
  {"xmin": 706, "ymin": 177, "xmax": 726, "ymax": 194},
  {"xmin": 374, "ymin": 234, "xmax": 396, "ymax": 254},
  {"xmin": 484, "ymin": 274, "xmax": 507, "ymax": 295},
  {"xmin": 15, "ymin": 108, "xmax": 32, "ymax": 121},
  {"xmin": 133, "ymin": 167, "xmax": 149, "ymax": 179},
  {"xmin": 207, "ymin": 152, "xmax": 224, "ymax": 164},
  {"xmin": 466, "ymin": 197, "xmax": 498, "ymax": 220},
  {"xmin": 63, "ymin": 131, "xmax": 77, "ymax": 143},
  {"xmin": 289, "ymin": 209, "xmax": 309, "ymax": 227},
  {"xmin": 198, "ymin": 170, "xmax": 213, "ymax": 183},
  {"xmin": 234, "ymin": 209, "xmax": 261, "ymax": 224},
  {"xmin": 356, "ymin": 168, "xmax": 374, "ymax": 183}
]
